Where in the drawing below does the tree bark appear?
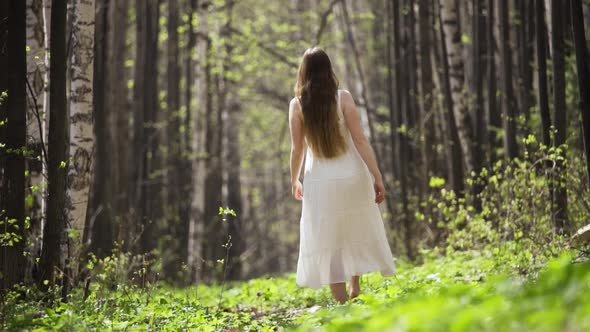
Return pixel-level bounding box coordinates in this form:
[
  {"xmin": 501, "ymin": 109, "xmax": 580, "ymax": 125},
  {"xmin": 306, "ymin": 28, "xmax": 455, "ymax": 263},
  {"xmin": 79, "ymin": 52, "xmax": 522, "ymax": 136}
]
[
  {"xmin": 132, "ymin": 0, "xmax": 160, "ymax": 255},
  {"xmin": 202, "ymin": 39, "xmax": 223, "ymax": 281},
  {"xmin": 487, "ymin": 0, "xmax": 502, "ymax": 163},
  {"xmin": 437, "ymin": 0, "xmax": 465, "ymax": 194},
  {"xmin": 39, "ymin": 0, "xmax": 68, "ymax": 286},
  {"xmin": 551, "ymin": 0, "xmax": 568, "ymax": 233},
  {"xmin": 189, "ymin": 0, "xmax": 207, "ymax": 282},
  {"xmin": 222, "ymin": 0, "xmax": 243, "ymax": 281},
  {"xmin": 0, "ymin": 0, "xmax": 7, "ymax": 223},
  {"xmin": 472, "ymin": 0, "xmax": 485, "ymax": 206},
  {"xmin": 518, "ymin": 0, "xmax": 535, "ymax": 125},
  {"xmin": 0, "ymin": 0, "xmax": 28, "ymax": 290},
  {"xmin": 25, "ymin": 0, "xmax": 46, "ymax": 271},
  {"xmin": 536, "ymin": 0, "xmax": 551, "ymax": 147},
  {"xmin": 386, "ymin": 0, "xmax": 399, "ymax": 183},
  {"xmin": 67, "ymin": 0, "xmax": 95, "ymax": 268},
  {"xmin": 163, "ymin": 0, "xmax": 184, "ymax": 281},
  {"xmin": 571, "ymin": 0, "xmax": 590, "ymax": 184},
  {"xmin": 182, "ymin": 0, "xmax": 196, "ymax": 283},
  {"xmin": 584, "ymin": 3, "xmax": 590, "ymax": 46},
  {"xmin": 418, "ymin": 0, "xmax": 435, "ymax": 180},
  {"xmin": 107, "ymin": 0, "xmax": 129, "ymax": 249},
  {"xmin": 87, "ymin": 0, "xmax": 113, "ymax": 259},
  {"xmin": 499, "ymin": 0, "xmax": 518, "ymax": 159},
  {"xmin": 440, "ymin": 0, "xmax": 474, "ymax": 173},
  {"xmin": 130, "ymin": 0, "xmax": 146, "ymax": 255}
]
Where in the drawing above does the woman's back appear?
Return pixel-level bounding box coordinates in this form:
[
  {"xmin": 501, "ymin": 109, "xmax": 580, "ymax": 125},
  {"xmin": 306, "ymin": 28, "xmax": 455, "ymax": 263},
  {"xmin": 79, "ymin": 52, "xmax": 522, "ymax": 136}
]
[{"xmin": 302, "ymin": 90, "xmax": 368, "ymax": 182}]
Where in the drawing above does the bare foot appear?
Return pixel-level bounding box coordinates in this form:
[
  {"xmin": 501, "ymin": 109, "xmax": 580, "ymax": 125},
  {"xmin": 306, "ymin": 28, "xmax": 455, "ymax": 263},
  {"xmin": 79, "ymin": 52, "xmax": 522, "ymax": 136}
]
[{"xmin": 329, "ymin": 282, "xmax": 349, "ymax": 304}]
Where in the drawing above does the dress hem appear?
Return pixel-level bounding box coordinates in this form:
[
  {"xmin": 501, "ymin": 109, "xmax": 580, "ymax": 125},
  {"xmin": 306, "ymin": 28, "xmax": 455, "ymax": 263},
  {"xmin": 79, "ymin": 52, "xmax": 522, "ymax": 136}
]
[{"xmin": 296, "ymin": 267, "xmax": 397, "ymax": 289}]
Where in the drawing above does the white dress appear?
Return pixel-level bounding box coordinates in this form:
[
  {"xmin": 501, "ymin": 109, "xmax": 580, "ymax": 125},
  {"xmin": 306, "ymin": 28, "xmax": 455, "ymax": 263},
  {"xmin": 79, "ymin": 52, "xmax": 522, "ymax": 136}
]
[{"xmin": 296, "ymin": 90, "xmax": 396, "ymax": 289}]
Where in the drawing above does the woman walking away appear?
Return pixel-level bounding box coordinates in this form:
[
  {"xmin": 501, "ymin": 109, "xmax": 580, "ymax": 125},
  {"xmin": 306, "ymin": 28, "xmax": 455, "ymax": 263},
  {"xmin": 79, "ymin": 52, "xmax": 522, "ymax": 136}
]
[{"xmin": 289, "ymin": 47, "xmax": 396, "ymax": 304}]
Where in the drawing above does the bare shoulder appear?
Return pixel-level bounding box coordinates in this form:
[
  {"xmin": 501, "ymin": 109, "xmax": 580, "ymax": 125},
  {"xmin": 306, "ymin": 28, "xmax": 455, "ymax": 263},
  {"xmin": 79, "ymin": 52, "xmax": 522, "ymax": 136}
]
[
  {"xmin": 339, "ymin": 89, "xmax": 355, "ymax": 111},
  {"xmin": 289, "ymin": 97, "xmax": 302, "ymax": 119},
  {"xmin": 289, "ymin": 97, "xmax": 301, "ymax": 109}
]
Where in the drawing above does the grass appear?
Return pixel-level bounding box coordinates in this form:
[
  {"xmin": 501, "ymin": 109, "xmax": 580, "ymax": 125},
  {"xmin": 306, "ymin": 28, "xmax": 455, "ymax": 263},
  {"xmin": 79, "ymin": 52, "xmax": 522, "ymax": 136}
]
[{"xmin": 3, "ymin": 250, "xmax": 590, "ymax": 331}]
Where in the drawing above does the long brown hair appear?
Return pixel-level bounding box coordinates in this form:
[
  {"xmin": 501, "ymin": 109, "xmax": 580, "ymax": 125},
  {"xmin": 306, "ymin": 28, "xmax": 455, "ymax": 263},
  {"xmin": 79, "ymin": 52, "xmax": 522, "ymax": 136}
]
[{"xmin": 294, "ymin": 47, "xmax": 346, "ymax": 159}]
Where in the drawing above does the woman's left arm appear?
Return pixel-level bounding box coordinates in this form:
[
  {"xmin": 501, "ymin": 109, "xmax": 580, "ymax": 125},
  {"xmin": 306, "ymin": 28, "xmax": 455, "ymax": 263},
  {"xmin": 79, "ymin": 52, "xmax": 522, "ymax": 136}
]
[{"xmin": 289, "ymin": 98, "xmax": 305, "ymax": 200}]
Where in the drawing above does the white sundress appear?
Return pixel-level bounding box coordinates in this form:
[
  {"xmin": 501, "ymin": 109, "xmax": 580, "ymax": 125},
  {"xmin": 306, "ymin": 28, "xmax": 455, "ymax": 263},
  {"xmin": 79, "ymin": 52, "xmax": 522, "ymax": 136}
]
[{"xmin": 296, "ymin": 89, "xmax": 396, "ymax": 289}]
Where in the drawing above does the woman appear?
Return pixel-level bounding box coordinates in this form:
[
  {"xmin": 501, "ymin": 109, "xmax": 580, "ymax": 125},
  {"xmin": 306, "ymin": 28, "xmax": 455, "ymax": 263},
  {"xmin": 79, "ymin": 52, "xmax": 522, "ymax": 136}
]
[{"xmin": 289, "ymin": 47, "xmax": 396, "ymax": 304}]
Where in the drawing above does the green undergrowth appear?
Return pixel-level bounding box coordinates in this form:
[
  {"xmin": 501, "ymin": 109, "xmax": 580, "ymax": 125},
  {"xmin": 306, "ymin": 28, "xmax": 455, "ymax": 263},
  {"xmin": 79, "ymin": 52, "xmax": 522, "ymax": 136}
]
[{"xmin": 3, "ymin": 249, "xmax": 590, "ymax": 331}]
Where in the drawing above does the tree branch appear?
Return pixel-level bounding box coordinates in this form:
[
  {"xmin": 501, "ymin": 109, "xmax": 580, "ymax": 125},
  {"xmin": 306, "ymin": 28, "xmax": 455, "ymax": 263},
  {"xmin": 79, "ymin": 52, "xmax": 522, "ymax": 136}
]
[{"xmin": 315, "ymin": 0, "xmax": 342, "ymax": 45}]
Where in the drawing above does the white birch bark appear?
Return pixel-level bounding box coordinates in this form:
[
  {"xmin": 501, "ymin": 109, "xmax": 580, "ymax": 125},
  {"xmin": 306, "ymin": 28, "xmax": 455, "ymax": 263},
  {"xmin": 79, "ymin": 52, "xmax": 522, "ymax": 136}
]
[
  {"xmin": 67, "ymin": 0, "xmax": 95, "ymax": 249},
  {"xmin": 38, "ymin": 0, "xmax": 51, "ymax": 255},
  {"xmin": 440, "ymin": 0, "xmax": 473, "ymax": 173}
]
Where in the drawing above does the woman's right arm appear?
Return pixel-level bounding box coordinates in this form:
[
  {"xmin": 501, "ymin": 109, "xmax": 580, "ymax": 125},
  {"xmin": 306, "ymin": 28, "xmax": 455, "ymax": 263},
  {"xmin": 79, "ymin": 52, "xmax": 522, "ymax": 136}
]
[{"xmin": 341, "ymin": 90, "xmax": 385, "ymax": 203}]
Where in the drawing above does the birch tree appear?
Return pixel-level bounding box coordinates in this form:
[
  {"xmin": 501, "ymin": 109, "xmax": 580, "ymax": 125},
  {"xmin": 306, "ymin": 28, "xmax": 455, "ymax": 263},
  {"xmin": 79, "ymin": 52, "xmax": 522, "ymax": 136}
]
[
  {"xmin": 440, "ymin": 0, "xmax": 474, "ymax": 173},
  {"xmin": 67, "ymin": 0, "xmax": 95, "ymax": 253}
]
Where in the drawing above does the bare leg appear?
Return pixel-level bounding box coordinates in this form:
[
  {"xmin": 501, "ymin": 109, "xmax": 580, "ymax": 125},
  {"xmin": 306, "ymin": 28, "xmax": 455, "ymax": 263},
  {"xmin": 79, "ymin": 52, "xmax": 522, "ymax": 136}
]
[
  {"xmin": 349, "ymin": 275, "xmax": 360, "ymax": 299},
  {"xmin": 329, "ymin": 282, "xmax": 348, "ymax": 304}
]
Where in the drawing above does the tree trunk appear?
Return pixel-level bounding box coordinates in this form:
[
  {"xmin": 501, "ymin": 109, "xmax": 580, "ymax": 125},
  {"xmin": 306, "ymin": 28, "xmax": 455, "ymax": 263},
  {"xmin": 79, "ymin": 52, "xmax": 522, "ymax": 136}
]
[
  {"xmin": 518, "ymin": 0, "xmax": 535, "ymax": 126},
  {"xmin": 163, "ymin": 0, "xmax": 184, "ymax": 281},
  {"xmin": 87, "ymin": 0, "xmax": 113, "ymax": 259},
  {"xmin": 418, "ymin": 0, "xmax": 435, "ymax": 180},
  {"xmin": 499, "ymin": 0, "xmax": 518, "ymax": 159},
  {"xmin": 584, "ymin": 3, "xmax": 590, "ymax": 46},
  {"xmin": 130, "ymin": 0, "xmax": 146, "ymax": 255},
  {"xmin": 536, "ymin": 0, "xmax": 551, "ymax": 147},
  {"xmin": 25, "ymin": 0, "xmax": 46, "ymax": 277},
  {"xmin": 390, "ymin": 0, "xmax": 414, "ymax": 260},
  {"xmin": 132, "ymin": 0, "xmax": 160, "ymax": 255},
  {"xmin": 472, "ymin": 0, "xmax": 485, "ymax": 206},
  {"xmin": 181, "ymin": 0, "xmax": 196, "ymax": 283},
  {"xmin": 108, "ymin": 0, "xmax": 129, "ymax": 249},
  {"xmin": 203, "ymin": 40, "xmax": 223, "ymax": 281},
  {"xmin": 0, "ymin": 0, "xmax": 27, "ymax": 290},
  {"xmin": 39, "ymin": 0, "xmax": 68, "ymax": 286},
  {"xmin": 487, "ymin": 0, "xmax": 502, "ymax": 163},
  {"xmin": 41, "ymin": 0, "xmax": 51, "ymax": 236},
  {"xmin": 551, "ymin": 0, "xmax": 568, "ymax": 233},
  {"xmin": 67, "ymin": 0, "xmax": 95, "ymax": 271},
  {"xmin": 144, "ymin": 0, "xmax": 160, "ymax": 255},
  {"xmin": 437, "ymin": 0, "xmax": 465, "ymax": 194},
  {"xmin": 0, "ymin": 0, "xmax": 7, "ymax": 226},
  {"xmin": 222, "ymin": 0, "xmax": 243, "ymax": 281},
  {"xmin": 386, "ymin": 0, "xmax": 399, "ymax": 183},
  {"xmin": 440, "ymin": 0, "xmax": 474, "ymax": 173},
  {"xmin": 189, "ymin": 0, "xmax": 207, "ymax": 282},
  {"xmin": 571, "ymin": 0, "xmax": 590, "ymax": 180}
]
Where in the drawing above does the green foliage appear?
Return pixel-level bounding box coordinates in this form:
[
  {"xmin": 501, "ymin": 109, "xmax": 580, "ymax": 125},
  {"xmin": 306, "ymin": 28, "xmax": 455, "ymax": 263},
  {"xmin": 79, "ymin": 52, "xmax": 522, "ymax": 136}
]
[
  {"xmin": 3, "ymin": 251, "xmax": 589, "ymax": 331},
  {"xmin": 416, "ymin": 139, "xmax": 588, "ymax": 274}
]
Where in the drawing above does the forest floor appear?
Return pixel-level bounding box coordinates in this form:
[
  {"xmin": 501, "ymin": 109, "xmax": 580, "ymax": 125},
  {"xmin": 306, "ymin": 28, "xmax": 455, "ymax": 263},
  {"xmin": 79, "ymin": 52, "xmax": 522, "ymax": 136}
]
[{"xmin": 4, "ymin": 249, "xmax": 590, "ymax": 331}]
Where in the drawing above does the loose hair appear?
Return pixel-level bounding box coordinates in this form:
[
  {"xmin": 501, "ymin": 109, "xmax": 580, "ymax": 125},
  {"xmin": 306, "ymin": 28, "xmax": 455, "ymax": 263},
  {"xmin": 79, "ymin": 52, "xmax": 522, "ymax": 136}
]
[{"xmin": 294, "ymin": 47, "xmax": 346, "ymax": 159}]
